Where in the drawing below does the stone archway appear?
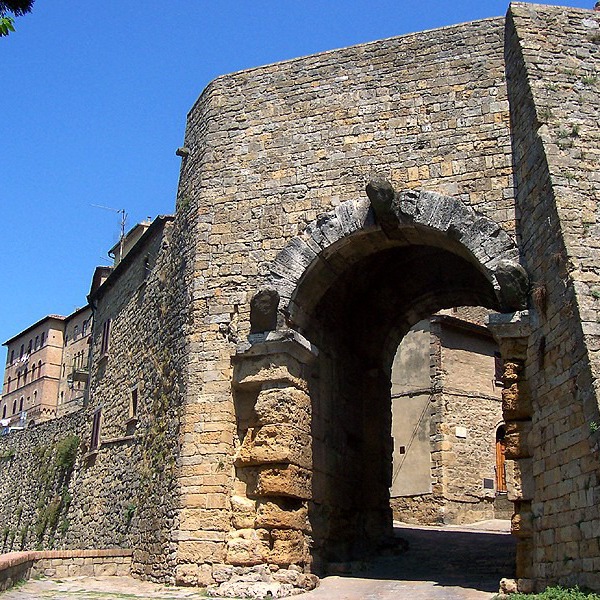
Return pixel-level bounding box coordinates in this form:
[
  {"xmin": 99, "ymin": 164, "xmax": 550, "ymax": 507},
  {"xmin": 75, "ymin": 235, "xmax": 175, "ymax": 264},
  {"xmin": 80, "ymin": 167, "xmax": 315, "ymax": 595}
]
[{"xmin": 231, "ymin": 180, "xmax": 532, "ymax": 578}]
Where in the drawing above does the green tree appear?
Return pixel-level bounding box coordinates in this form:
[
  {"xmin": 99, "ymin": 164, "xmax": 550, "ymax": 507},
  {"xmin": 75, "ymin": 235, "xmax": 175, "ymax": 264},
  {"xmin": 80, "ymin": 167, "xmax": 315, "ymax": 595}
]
[{"xmin": 0, "ymin": 0, "xmax": 34, "ymax": 37}]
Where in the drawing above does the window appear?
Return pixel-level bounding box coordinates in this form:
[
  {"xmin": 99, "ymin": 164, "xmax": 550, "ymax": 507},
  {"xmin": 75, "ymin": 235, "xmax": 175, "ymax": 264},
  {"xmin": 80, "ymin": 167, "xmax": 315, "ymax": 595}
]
[
  {"xmin": 64, "ymin": 333, "xmax": 68, "ymax": 345},
  {"xmin": 74, "ymin": 325, "xmax": 79, "ymax": 338},
  {"xmin": 10, "ymin": 350, "xmax": 14, "ymax": 364},
  {"xmin": 41, "ymin": 332, "xmax": 45, "ymax": 346},
  {"xmin": 12, "ymin": 400, "xmax": 17, "ymax": 415},
  {"xmin": 143, "ymin": 256, "xmax": 151, "ymax": 280},
  {"xmin": 19, "ymin": 397, "xmax": 23, "ymax": 412},
  {"xmin": 33, "ymin": 390, "xmax": 37, "ymax": 404},
  {"xmin": 27, "ymin": 340, "xmax": 32, "ymax": 354},
  {"xmin": 100, "ymin": 319, "xmax": 111, "ymax": 356},
  {"xmin": 2, "ymin": 405, "xmax": 5, "ymax": 419},
  {"xmin": 31, "ymin": 364, "xmax": 36, "ymax": 380},
  {"xmin": 82, "ymin": 319, "xmax": 88, "ymax": 335},
  {"xmin": 23, "ymin": 367, "xmax": 28, "ymax": 384},
  {"xmin": 130, "ymin": 387, "xmax": 138, "ymax": 420},
  {"xmin": 35, "ymin": 336, "xmax": 39, "ymax": 350},
  {"xmin": 6, "ymin": 377, "xmax": 11, "ymax": 393},
  {"xmin": 90, "ymin": 409, "xmax": 102, "ymax": 451},
  {"xmin": 19, "ymin": 344, "xmax": 24, "ymax": 359},
  {"xmin": 494, "ymin": 351, "xmax": 504, "ymax": 385},
  {"xmin": 17, "ymin": 372, "xmax": 21, "ymax": 387}
]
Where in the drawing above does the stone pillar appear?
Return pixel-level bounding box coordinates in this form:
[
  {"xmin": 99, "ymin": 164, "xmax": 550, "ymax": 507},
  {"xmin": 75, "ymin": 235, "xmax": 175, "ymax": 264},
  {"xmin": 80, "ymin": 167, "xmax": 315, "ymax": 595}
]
[
  {"xmin": 487, "ymin": 311, "xmax": 534, "ymax": 591},
  {"xmin": 228, "ymin": 330, "xmax": 317, "ymax": 572}
]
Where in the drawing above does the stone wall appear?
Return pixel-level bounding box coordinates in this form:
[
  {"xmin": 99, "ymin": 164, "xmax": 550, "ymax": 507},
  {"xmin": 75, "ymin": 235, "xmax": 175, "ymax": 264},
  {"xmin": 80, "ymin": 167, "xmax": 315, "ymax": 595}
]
[
  {"xmin": 0, "ymin": 405, "xmax": 143, "ymax": 558},
  {"xmin": 172, "ymin": 15, "xmax": 515, "ymax": 583},
  {"xmin": 86, "ymin": 217, "xmax": 185, "ymax": 583},
  {"xmin": 1, "ymin": 4, "xmax": 599, "ymax": 594},
  {"xmin": 0, "ymin": 411, "xmax": 86, "ymax": 554},
  {"xmin": 0, "ymin": 217, "xmax": 189, "ymax": 585},
  {"xmin": 0, "ymin": 549, "xmax": 132, "ymax": 592},
  {"xmin": 504, "ymin": 3, "xmax": 600, "ymax": 591}
]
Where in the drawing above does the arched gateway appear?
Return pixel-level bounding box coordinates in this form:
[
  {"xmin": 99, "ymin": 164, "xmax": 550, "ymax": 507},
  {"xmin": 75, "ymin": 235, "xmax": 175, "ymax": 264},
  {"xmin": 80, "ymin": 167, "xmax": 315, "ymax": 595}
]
[
  {"xmin": 231, "ymin": 179, "xmax": 532, "ymax": 574},
  {"xmin": 3, "ymin": 4, "xmax": 598, "ymax": 598}
]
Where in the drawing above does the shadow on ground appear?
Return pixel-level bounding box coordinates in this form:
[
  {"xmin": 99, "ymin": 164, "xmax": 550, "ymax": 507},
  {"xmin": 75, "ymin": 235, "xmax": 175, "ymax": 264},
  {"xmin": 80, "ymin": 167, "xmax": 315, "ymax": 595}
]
[{"xmin": 338, "ymin": 524, "xmax": 517, "ymax": 594}]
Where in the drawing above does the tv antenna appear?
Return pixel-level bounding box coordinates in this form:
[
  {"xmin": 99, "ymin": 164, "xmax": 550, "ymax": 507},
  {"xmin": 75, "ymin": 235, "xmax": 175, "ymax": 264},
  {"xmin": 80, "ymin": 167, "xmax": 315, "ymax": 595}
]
[{"xmin": 91, "ymin": 204, "xmax": 127, "ymax": 263}]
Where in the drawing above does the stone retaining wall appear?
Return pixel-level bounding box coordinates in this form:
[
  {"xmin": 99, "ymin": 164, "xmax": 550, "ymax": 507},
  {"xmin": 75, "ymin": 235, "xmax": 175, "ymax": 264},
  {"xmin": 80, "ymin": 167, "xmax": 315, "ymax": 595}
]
[{"xmin": 0, "ymin": 549, "xmax": 132, "ymax": 592}]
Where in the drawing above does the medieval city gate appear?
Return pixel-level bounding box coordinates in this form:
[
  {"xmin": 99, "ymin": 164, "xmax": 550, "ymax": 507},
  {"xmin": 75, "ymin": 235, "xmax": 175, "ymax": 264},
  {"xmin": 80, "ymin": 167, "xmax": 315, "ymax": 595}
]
[
  {"xmin": 232, "ymin": 180, "xmax": 533, "ymax": 574},
  {"xmin": 2, "ymin": 4, "xmax": 596, "ymax": 596}
]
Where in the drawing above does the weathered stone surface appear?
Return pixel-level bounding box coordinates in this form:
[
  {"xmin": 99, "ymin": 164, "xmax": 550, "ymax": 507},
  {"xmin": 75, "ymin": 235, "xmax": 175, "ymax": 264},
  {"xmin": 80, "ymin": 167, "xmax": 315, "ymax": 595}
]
[
  {"xmin": 253, "ymin": 465, "xmax": 312, "ymax": 500},
  {"xmin": 235, "ymin": 425, "xmax": 312, "ymax": 469},
  {"xmin": 495, "ymin": 260, "xmax": 529, "ymax": 311},
  {"xmin": 254, "ymin": 388, "xmax": 311, "ymax": 431},
  {"xmin": 269, "ymin": 529, "xmax": 308, "ymax": 566},
  {"xmin": 511, "ymin": 510, "xmax": 533, "ymax": 538},
  {"xmin": 180, "ymin": 508, "xmax": 230, "ymax": 532},
  {"xmin": 250, "ymin": 289, "xmax": 280, "ymax": 334},
  {"xmin": 233, "ymin": 354, "xmax": 309, "ymax": 392},
  {"xmin": 255, "ymin": 499, "xmax": 309, "ymax": 532},
  {"xmin": 504, "ymin": 421, "xmax": 533, "ymax": 459},
  {"xmin": 506, "ymin": 458, "xmax": 534, "ymax": 502},
  {"xmin": 225, "ymin": 529, "xmax": 269, "ymax": 566},
  {"xmin": 231, "ymin": 495, "xmax": 256, "ymax": 530}
]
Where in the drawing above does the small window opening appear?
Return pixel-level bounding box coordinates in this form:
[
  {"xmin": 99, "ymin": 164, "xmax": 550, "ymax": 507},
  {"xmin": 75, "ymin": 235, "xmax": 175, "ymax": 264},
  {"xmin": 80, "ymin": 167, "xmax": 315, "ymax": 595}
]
[{"xmin": 90, "ymin": 409, "xmax": 102, "ymax": 451}]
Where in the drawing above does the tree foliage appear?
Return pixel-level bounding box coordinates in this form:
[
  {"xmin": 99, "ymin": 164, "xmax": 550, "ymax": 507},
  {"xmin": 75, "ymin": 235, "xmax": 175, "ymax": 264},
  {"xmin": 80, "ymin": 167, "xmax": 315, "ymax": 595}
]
[{"xmin": 0, "ymin": 0, "xmax": 34, "ymax": 37}]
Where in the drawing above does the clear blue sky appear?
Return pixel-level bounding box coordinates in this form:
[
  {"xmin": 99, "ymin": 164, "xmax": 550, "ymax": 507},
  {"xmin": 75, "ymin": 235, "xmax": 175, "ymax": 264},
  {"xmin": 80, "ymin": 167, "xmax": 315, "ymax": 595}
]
[{"xmin": 0, "ymin": 0, "xmax": 592, "ymax": 362}]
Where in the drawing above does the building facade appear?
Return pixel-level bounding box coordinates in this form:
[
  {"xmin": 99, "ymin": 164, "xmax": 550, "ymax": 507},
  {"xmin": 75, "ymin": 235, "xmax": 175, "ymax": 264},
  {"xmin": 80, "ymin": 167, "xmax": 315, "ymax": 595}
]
[
  {"xmin": 2, "ymin": 315, "xmax": 67, "ymax": 429},
  {"xmin": 390, "ymin": 309, "xmax": 509, "ymax": 525}
]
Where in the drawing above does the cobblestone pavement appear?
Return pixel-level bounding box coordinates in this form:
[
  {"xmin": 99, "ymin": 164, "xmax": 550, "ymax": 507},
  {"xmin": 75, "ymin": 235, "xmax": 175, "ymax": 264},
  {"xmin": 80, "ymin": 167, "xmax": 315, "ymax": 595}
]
[{"xmin": 1, "ymin": 521, "xmax": 515, "ymax": 600}]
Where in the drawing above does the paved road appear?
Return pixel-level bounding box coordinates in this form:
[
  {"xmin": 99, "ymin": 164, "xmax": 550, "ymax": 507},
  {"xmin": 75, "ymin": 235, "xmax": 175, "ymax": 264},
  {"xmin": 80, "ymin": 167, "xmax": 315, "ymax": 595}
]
[
  {"xmin": 300, "ymin": 520, "xmax": 516, "ymax": 599},
  {"xmin": 1, "ymin": 521, "xmax": 515, "ymax": 600}
]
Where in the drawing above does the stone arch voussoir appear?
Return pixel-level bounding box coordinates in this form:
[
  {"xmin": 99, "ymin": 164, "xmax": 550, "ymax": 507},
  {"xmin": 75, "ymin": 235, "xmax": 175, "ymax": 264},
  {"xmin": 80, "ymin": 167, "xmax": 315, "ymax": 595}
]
[{"xmin": 263, "ymin": 179, "xmax": 528, "ymax": 328}]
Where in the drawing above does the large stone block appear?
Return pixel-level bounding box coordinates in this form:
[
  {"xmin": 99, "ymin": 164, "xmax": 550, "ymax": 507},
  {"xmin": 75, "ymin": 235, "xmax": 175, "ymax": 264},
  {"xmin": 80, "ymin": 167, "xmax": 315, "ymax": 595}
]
[
  {"xmin": 255, "ymin": 498, "xmax": 310, "ymax": 531},
  {"xmin": 178, "ymin": 541, "xmax": 226, "ymax": 563},
  {"xmin": 506, "ymin": 457, "xmax": 534, "ymax": 501},
  {"xmin": 252, "ymin": 464, "xmax": 312, "ymax": 500},
  {"xmin": 230, "ymin": 495, "xmax": 256, "ymax": 529},
  {"xmin": 225, "ymin": 528, "xmax": 269, "ymax": 566},
  {"xmin": 511, "ymin": 508, "xmax": 533, "ymax": 538},
  {"xmin": 504, "ymin": 420, "xmax": 533, "ymax": 459},
  {"xmin": 516, "ymin": 538, "xmax": 533, "ymax": 579},
  {"xmin": 254, "ymin": 387, "xmax": 311, "ymax": 431},
  {"xmin": 233, "ymin": 354, "xmax": 308, "ymax": 392},
  {"xmin": 179, "ymin": 508, "xmax": 231, "ymax": 532},
  {"xmin": 268, "ymin": 529, "xmax": 308, "ymax": 566},
  {"xmin": 235, "ymin": 425, "xmax": 312, "ymax": 469},
  {"xmin": 502, "ymin": 383, "xmax": 532, "ymax": 420}
]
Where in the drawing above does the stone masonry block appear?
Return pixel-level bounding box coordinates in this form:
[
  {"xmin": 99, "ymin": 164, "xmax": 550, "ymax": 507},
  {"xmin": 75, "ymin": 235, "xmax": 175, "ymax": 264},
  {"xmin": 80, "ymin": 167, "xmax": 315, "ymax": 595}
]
[
  {"xmin": 252, "ymin": 464, "xmax": 312, "ymax": 500},
  {"xmin": 504, "ymin": 420, "xmax": 533, "ymax": 459},
  {"xmin": 178, "ymin": 541, "xmax": 226, "ymax": 564},
  {"xmin": 231, "ymin": 495, "xmax": 256, "ymax": 529},
  {"xmin": 502, "ymin": 383, "xmax": 532, "ymax": 420},
  {"xmin": 268, "ymin": 529, "xmax": 308, "ymax": 566},
  {"xmin": 180, "ymin": 508, "xmax": 231, "ymax": 532},
  {"xmin": 234, "ymin": 354, "xmax": 308, "ymax": 392},
  {"xmin": 225, "ymin": 528, "xmax": 269, "ymax": 566},
  {"xmin": 235, "ymin": 425, "xmax": 312, "ymax": 469},
  {"xmin": 254, "ymin": 387, "xmax": 311, "ymax": 431},
  {"xmin": 255, "ymin": 498, "xmax": 310, "ymax": 531}
]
